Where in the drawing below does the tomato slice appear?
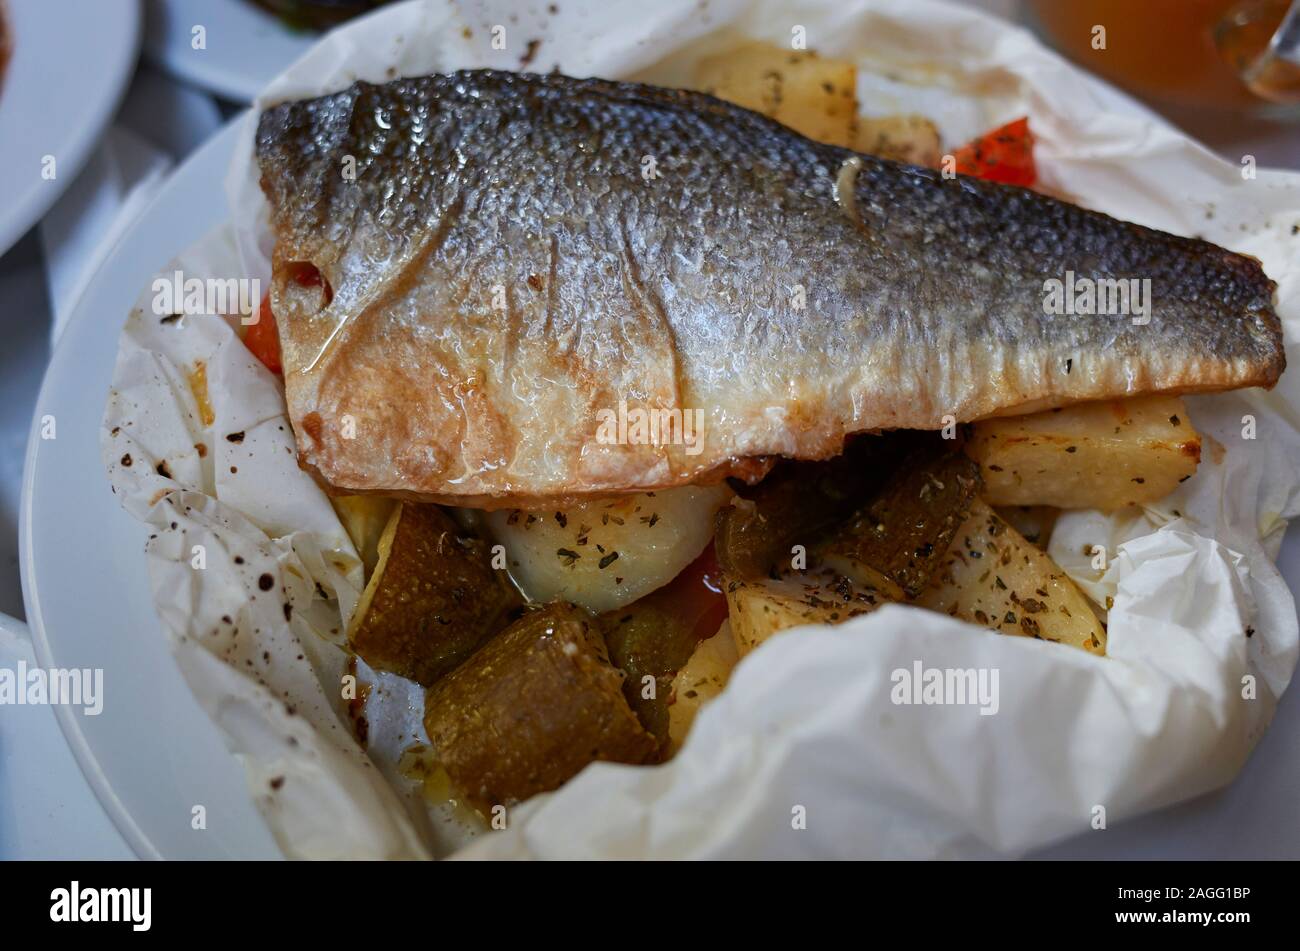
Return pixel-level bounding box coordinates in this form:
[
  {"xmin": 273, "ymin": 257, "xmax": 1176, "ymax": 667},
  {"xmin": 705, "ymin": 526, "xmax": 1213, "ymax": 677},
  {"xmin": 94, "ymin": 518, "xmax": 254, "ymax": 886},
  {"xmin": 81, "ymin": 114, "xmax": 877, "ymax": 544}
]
[
  {"xmin": 662, "ymin": 542, "xmax": 729, "ymax": 644},
  {"xmin": 950, "ymin": 116, "xmax": 1037, "ymax": 187},
  {"xmin": 244, "ymin": 293, "xmax": 282, "ymax": 375},
  {"xmin": 243, "ymin": 264, "xmax": 331, "ymax": 375}
]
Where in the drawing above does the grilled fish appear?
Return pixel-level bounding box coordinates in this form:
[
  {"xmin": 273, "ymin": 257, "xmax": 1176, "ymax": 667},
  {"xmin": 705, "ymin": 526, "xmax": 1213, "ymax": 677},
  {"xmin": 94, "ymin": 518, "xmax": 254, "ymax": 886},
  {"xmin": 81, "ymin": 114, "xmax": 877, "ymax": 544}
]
[{"xmin": 256, "ymin": 70, "xmax": 1284, "ymax": 508}]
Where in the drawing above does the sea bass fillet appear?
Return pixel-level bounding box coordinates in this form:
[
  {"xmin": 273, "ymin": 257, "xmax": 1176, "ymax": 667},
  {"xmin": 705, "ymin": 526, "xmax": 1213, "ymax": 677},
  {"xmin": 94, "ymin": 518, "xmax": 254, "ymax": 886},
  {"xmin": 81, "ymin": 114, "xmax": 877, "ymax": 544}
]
[{"xmin": 255, "ymin": 70, "xmax": 1284, "ymax": 508}]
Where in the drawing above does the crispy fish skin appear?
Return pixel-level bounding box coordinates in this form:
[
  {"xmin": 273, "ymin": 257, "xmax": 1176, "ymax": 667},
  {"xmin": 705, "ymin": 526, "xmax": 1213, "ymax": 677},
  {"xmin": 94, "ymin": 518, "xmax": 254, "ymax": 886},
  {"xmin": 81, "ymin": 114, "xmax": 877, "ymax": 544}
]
[{"xmin": 256, "ymin": 70, "xmax": 1284, "ymax": 508}]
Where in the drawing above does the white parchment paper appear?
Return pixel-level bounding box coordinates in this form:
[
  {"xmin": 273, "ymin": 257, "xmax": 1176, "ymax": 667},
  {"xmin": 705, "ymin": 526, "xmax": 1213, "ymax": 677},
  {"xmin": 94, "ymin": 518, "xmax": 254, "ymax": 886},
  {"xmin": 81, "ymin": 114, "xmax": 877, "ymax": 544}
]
[{"xmin": 102, "ymin": 0, "xmax": 1300, "ymax": 859}]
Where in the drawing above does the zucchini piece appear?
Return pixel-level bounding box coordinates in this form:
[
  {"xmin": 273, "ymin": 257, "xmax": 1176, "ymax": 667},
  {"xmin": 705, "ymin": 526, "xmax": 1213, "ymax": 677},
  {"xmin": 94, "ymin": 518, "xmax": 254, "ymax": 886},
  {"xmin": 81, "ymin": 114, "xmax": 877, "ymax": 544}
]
[
  {"xmin": 346, "ymin": 502, "xmax": 521, "ymax": 686},
  {"xmin": 423, "ymin": 602, "xmax": 658, "ymax": 809},
  {"xmin": 601, "ymin": 546, "xmax": 727, "ymax": 750},
  {"xmin": 818, "ymin": 447, "xmax": 982, "ymax": 598},
  {"xmin": 714, "ymin": 433, "xmax": 913, "ymax": 580}
]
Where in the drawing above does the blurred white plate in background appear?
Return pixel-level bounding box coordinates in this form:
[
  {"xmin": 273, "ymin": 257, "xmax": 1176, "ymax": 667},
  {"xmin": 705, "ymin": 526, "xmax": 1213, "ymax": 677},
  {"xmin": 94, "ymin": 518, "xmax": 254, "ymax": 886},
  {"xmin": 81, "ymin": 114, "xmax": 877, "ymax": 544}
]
[
  {"xmin": 0, "ymin": 0, "xmax": 140, "ymax": 257},
  {"xmin": 23, "ymin": 119, "xmax": 281, "ymax": 859},
  {"xmin": 144, "ymin": 0, "xmax": 316, "ymax": 103}
]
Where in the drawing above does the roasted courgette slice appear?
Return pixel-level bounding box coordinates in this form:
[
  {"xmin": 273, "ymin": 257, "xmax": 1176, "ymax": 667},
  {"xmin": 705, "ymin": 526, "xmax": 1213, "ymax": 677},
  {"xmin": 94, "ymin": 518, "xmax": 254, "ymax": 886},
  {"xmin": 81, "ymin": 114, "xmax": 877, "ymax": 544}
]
[
  {"xmin": 818, "ymin": 447, "xmax": 982, "ymax": 598},
  {"xmin": 713, "ymin": 433, "xmax": 914, "ymax": 580},
  {"xmin": 346, "ymin": 502, "xmax": 521, "ymax": 685},
  {"xmin": 423, "ymin": 602, "xmax": 658, "ymax": 809},
  {"xmin": 601, "ymin": 548, "xmax": 727, "ymax": 751}
]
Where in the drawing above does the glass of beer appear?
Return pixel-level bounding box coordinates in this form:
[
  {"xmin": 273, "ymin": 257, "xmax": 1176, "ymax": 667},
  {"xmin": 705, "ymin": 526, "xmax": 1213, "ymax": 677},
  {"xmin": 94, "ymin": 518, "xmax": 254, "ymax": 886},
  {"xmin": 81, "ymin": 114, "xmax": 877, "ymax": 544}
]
[{"xmin": 1025, "ymin": 0, "xmax": 1300, "ymax": 116}]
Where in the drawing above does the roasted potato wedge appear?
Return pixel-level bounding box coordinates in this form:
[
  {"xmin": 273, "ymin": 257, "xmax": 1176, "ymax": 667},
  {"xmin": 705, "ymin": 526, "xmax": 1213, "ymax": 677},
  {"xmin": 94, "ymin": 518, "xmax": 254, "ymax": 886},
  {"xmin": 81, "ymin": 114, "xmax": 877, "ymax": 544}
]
[
  {"xmin": 347, "ymin": 503, "xmax": 522, "ymax": 685},
  {"xmin": 853, "ymin": 114, "xmax": 942, "ymax": 166},
  {"xmin": 727, "ymin": 570, "xmax": 890, "ymax": 657},
  {"xmin": 667, "ymin": 622, "xmax": 739, "ymax": 753},
  {"xmin": 695, "ymin": 41, "xmax": 858, "ymax": 147},
  {"xmin": 965, "ymin": 396, "xmax": 1200, "ymax": 510},
  {"xmin": 915, "ymin": 499, "xmax": 1105, "ymax": 654}
]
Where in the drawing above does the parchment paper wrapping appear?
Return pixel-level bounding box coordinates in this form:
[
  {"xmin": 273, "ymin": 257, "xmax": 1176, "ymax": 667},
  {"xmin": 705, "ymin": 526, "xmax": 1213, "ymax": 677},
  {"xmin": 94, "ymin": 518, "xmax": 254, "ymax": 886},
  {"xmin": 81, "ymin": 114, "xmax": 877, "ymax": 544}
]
[{"xmin": 102, "ymin": 0, "xmax": 1300, "ymax": 859}]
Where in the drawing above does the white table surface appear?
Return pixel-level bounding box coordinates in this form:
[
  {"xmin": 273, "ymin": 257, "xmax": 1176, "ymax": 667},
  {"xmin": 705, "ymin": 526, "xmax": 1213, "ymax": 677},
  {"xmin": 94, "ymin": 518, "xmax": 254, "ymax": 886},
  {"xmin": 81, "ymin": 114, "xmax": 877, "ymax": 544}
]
[{"xmin": 1, "ymin": 0, "xmax": 1298, "ymax": 861}]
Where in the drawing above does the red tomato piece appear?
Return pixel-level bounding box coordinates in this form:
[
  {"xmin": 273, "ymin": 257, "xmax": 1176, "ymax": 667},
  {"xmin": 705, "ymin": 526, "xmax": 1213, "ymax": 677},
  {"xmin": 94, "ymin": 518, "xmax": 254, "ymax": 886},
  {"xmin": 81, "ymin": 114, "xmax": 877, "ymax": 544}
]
[
  {"xmin": 663, "ymin": 542, "xmax": 730, "ymax": 644},
  {"xmin": 950, "ymin": 116, "xmax": 1037, "ymax": 187},
  {"xmin": 243, "ymin": 293, "xmax": 282, "ymax": 375}
]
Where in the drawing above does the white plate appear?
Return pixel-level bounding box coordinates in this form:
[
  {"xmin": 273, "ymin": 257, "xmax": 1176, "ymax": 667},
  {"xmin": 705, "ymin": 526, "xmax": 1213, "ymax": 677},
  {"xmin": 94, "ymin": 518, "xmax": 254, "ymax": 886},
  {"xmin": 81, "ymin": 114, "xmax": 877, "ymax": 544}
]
[
  {"xmin": 21, "ymin": 51, "xmax": 1300, "ymax": 863},
  {"xmin": 0, "ymin": 0, "xmax": 141, "ymax": 257},
  {"xmin": 22, "ymin": 119, "xmax": 280, "ymax": 860},
  {"xmin": 143, "ymin": 0, "xmax": 317, "ymax": 103}
]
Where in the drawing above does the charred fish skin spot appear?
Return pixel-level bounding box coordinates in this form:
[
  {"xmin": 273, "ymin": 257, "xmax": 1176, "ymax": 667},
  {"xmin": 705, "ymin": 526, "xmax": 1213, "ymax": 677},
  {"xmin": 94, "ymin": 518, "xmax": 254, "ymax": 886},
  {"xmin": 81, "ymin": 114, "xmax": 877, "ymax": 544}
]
[{"xmin": 255, "ymin": 69, "xmax": 1285, "ymax": 505}]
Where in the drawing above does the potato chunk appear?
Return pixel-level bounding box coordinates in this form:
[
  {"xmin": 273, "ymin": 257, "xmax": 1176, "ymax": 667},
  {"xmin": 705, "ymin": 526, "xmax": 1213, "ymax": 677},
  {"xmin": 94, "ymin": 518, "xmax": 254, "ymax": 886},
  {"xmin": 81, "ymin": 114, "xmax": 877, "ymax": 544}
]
[
  {"xmin": 694, "ymin": 42, "xmax": 858, "ymax": 147},
  {"xmin": 667, "ymin": 623, "xmax": 739, "ymax": 754},
  {"xmin": 853, "ymin": 114, "xmax": 941, "ymax": 166},
  {"xmin": 915, "ymin": 500, "xmax": 1105, "ymax": 654},
  {"xmin": 714, "ymin": 434, "xmax": 913, "ymax": 580},
  {"xmin": 965, "ymin": 396, "xmax": 1200, "ymax": 510},
  {"xmin": 727, "ymin": 571, "xmax": 890, "ymax": 657},
  {"xmin": 719, "ymin": 438, "xmax": 964, "ymax": 656}
]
